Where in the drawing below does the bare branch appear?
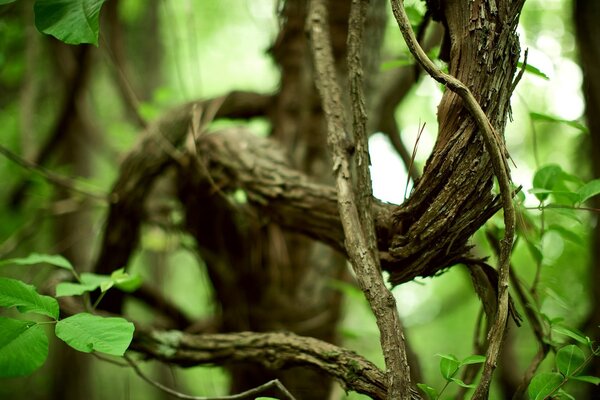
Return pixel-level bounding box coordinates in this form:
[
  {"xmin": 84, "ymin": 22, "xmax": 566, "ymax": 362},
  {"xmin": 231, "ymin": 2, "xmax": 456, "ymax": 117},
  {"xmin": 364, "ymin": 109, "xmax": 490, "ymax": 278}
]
[
  {"xmin": 131, "ymin": 328, "xmax": 387, "ymax": 400},
  {"xmin": 124, "ymin": 354, "xmax": 297, "ymax": 400},
  {"xmin": 308, "ymin": 1, "xmax": 416, "ymax": 398}
]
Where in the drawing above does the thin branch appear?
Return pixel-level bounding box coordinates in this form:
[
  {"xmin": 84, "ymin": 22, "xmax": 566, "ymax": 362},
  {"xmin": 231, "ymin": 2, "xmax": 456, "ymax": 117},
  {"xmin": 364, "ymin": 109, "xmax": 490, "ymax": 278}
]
[
  {"xmin": 9, "ymin": 45, "xmax": 93, "ymax": 208},
  {"xmin": 308, "ymin": 1, "xmax": 416, "ymax": 398},
  {"xmin": 131, "ymin": 329, "xmax": 387, "ymax": 399},
  {"xmin": 0, "ymin": 144, "xmax": 107, "ymax": 202},
  {"xmin": 124, "ymin": 355, "xmax": 296, "ymax": 400},
  {"xmin": 389, "ymin": 2, "xmax": 516, "ymax": 397}
]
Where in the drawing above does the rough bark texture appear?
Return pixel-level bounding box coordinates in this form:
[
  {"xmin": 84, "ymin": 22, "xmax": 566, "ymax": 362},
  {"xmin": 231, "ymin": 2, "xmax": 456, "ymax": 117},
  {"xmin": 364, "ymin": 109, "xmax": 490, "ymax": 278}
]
[
  {"xmin": 131, "ymin": 328, "xmax": 387, "ymax": 400},
  {"xmin": 83, "ymin": 0, "xmax": 529, "ymax": 397},
  {"xmin": 574, "ymin": 1, "xmax": 600, "ymax": 397},
  {"xmin": 386, "ymin": 0, "xmax": 524, "ymax": 286}
]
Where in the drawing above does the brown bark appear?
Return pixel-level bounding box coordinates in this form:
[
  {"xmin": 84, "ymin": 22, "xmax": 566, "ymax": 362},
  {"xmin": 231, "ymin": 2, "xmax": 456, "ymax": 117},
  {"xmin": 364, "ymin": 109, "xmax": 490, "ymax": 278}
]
[
  {"xmin": 131, "ymin": 328, "xmax": 387, "ymax": 400},
  {"xmin": 85, "ymin": 1, "xmax": 529, "ymax": 397},
  {"xmin": 574, "ymin": 1, "xmax": 600, "ymax": 397},
  {"xmin": 386, "ymin": 0, "xmax": 524, "ymax": 288}
]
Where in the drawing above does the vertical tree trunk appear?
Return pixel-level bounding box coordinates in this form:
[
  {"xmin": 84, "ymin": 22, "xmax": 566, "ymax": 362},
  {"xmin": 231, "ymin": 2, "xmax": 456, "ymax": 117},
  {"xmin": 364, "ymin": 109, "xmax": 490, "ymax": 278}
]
[
  {"xmin": 573, "ymin": 2, "xmax": 600, "ymax": 397},
  {"xmin": 48, "ymin": 41, "xmax": 95, "ymax": 400}
]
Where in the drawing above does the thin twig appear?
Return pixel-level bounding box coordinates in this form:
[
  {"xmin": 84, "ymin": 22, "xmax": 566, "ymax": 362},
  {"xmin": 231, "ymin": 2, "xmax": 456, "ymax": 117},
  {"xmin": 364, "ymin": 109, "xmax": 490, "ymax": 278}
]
[
  {"xmin": 389, "ymin": 2, "xmax": 516, "ymax": 397},
  {"xmin": 308, "ymin": 1, "xmax": 416, "ymax": 398},
  {"xmin": 124, "ymin": 354, "xmax": 296, "ymax": 400},
  {"xmin": 0, "ymin": 144, "xmax": 107, "ymax": 202}
]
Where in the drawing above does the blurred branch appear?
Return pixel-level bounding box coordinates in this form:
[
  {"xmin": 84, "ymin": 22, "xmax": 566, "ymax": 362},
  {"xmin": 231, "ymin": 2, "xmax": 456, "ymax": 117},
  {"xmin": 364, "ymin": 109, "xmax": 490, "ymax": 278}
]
[
  {"xmin": 101, "ymin": 0, "xmax": 147, "ymax": 129},
  {"xmin": 9, "ymin": 44, "xmax": 93, "ymax": 209},
  {"xmin": 308, "ymin": 0, "xmax": 415, "ymax": 398},
  {"xmin": 0, "ymin": 144, "xmax": 107, "ymax": 202},
  {"xmin": 372, "ymin": 22, "xmax": 443, "ymax": 183},
  {"xmin": 131, "ymin": 328, "xmax": 387, "ymax": 400},
  {"xmin": 92, "ymin": 91, "xmax": 274, "ymax": 312}
]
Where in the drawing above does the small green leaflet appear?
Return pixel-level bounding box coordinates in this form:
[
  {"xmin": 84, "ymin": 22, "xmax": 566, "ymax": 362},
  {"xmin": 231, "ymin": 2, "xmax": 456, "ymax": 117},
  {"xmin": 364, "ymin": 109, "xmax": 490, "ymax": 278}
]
[
  {"xmin": 0, "ymin": 0, "xmax": 18, "ymax": 5},
  {"xmin": 528, "ymin": 372, "xmax": 563, "ymax": 400},
  {"xmin": 55, "ymin": 313, "xmax": 134, "ymax": 356},
  {"xmin": 0, "ymin": 253, "xmax": 73, "ymax": 270},
  {"xmin": 56, "ymin": 269, "xmax": 142, "ymax": 297},
  {"xmin": 437, "ymin": 354, "xmax": 459, "ymax": 380},
  {"xmin": 459, "ymin": 354, "xmax": 486, "ymax": 366},
  {"xmin": 552, "ymin": 325, "xmax": 591, "ymax": 346},
  {"xmin": 532, "ymin": 164, "xmax": 564, "ymax": 202},
  {"xmin": 0, "ymin": 277, "xmax": 59, "ymax": 320},
  {"xmin": 34, "ymin": 0, "xmax": 108, "ymax": 46},
  {"xmin": 577, "ymin": 179, "xmax": 600, "ymax": 204},
  {"xmin": 0, "ymin": 317, "xmax": 49, "ymax": 377},
  {"xmin": 450, "ymin": 377, "xmax": 477, "ymax": 389},
  {"xmin": 571, "ymin": 375, "xmax": 600, "ymax": 385},
  {"xmin": 530, "ymin": 112, "xmax": 588, "ymax": 133},
  {"xmin": 517, "ymin": 61, "xmax": 549, "ymax": 80},
  {"xmin": 416, "ymin": 383, "xmax": 438, "ymax": 400},
  {"xmin": 556, "ymin": 345, "xmax": 585, "ymax": 377}
]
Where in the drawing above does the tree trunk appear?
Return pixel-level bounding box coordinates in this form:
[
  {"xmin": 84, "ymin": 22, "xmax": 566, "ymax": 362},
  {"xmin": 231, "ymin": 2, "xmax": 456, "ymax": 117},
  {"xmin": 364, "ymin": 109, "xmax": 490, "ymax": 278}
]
[{"xmin": 573, "ymin": 1, "xmax": 600, "ymax": 397}]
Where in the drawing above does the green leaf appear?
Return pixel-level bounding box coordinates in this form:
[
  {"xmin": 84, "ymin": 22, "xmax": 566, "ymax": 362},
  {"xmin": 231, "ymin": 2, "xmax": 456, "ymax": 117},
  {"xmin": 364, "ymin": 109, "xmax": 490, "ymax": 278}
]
[
  {"xmin": 528, "ymin": 372, "xmax": 563, "ymax": 400},
  {"xmin": 577, "ymin": 179, "xmax": 600, "ymax": 204},
  {"xmin": 0, "ymin": 317, "xmax": 48, "ymax": 377},
  {"xmin": 80, "ymin": 272, "xmax": 111, "ymax": 287},
  {"xmin": 459, "ymin": 354, "xmax": 486, "ymax": 366},
  {"xmin": 380, "ymin": 58, "xmax": 414, "ymax": 71},
  {"xmin": 571, "ymin": 375, "xmax": 600, "ymax": 385},
  {"xmin": 34, "ymin": 0, "xmax": 108, "ymax": 46},
  {"xmin": 437, "ymin": 354, "xmax": 459, "ymax": 380},
  {"xmin": 518, "ymin": 61, "xmax": 550, "ymax": 80},
  {"xmin": 0, "ymin": 0, "xmax": 18, "ymax": 4},
  {"xmin": 55, "ymin": 313, "xmax": 134, "ymax": 356},
  {"xmin": 530, "ymin": 112, "xmax": 588, "ymax": 133},
  {"xmin": 0, "ymin": 277, "xmax": 59, "ymax": 319},
  {"xmin": 55, "ymin": 282, "xmax": 99, "ymax": 297},
  {"xmin": 546, "ymin": 207, "xmax": 583, "ymax": 224},
  {"xmin": 110, "ymin": 268, "xmax": 142, "ymax": 293},
  {"xmin": 417, "ymin": 383, "xmax": 439, "ymax": 400},
  {"xmin": 0, "ymin": 253, "xmax": 73, "ymax": 270},
  {"xmin": 557, "ymin": 389, "xmax": 576, "ymax": 400},
  {"xmin": 450, "ymin": 377, "xmax": 477, "ymax": 388},
  {"xmin": 556, "ymin": 345, "xmax": 585, "ymax": 377},
  {"xmin": 528, "ymin": 189, "xmax": 580, "ymax": 205},
  {"xmin": 532, "ymin": 165, "xmax": 564, "ymax": 202},
  {"xmin": 552, "ymin": 325, "xmax": 591, "ymax": 346}
]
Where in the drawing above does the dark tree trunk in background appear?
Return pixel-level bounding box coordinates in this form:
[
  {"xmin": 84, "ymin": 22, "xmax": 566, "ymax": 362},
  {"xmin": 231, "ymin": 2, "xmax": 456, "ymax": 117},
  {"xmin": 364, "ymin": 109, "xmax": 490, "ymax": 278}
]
[
  {"xmin": 574, "ymin": 1, "xmax": 600, "ymax": 397},
  {"xmin": 179, "ymin": 1, "xmax": 355, "ymax": 397},
  {"xmin": 48, "ymin": 41, "xmax": 95, "ymax": 400}
]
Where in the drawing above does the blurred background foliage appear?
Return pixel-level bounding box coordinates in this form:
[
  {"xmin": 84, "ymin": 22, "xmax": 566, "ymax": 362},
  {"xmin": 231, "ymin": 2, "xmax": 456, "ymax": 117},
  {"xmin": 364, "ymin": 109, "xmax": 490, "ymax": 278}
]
[{"xmin": 0, "ymin": 0, "xmax": 596, "ymax": 399}]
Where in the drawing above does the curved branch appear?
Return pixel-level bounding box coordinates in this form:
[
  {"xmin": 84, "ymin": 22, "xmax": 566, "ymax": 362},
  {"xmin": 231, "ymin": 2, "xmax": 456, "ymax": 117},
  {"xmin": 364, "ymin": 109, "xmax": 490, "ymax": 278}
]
[
  {"xmin": 93, "ymin": 91, "xmax": 273, "ymax": 312},
  {"xmin": 389, "ymin": 1, "xmax": 523, "ymax": 397},
  {"xmin": 131, "ymin": 328, "xmax": 387, "ymax": 400}
]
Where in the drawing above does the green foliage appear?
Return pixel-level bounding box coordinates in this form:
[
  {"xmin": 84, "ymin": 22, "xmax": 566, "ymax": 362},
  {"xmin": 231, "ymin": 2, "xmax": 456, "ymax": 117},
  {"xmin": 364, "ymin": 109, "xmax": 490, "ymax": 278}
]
[
  {"xmin": 517, "ymin": 61, "xmax": 550, "ymax": 80},
  {"xmin": 0, "ymin": 253, "xmax": 136, "ymax": 378},
  {"xmin": 528, "ymin": 372, "xmax": 564, "ymax": 400},
  {"xmin": 0, "ymin": 277, "xmax": 59, "ymax": 319},
  {"xmin": 34, "ymin": 0, "xmax": 108, "ymax": 45},
  {"xmin": 0, "ymin": 253, "xmax": 74, "ymax": 270},
  {"xmin": 56, "ymin": 268, "xmax": 142, "ymax": 297},
  {"xmin": 530, "ymin": 112, "xmax": 588, "ymax": 133},
  {"xmin": 417, "ymin": 354, "xmax": 486, "ymax": 398},
  {"xmin": 0, "ymin": 317, "xmax": 48, "ymax": 377},
  {"xmin": 55, "ymin": 313, "xmax": 134, "ymax": 356},
  {"xmin": 526, "ymin": 338, "xmax": 600, "ymax": 398}
]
